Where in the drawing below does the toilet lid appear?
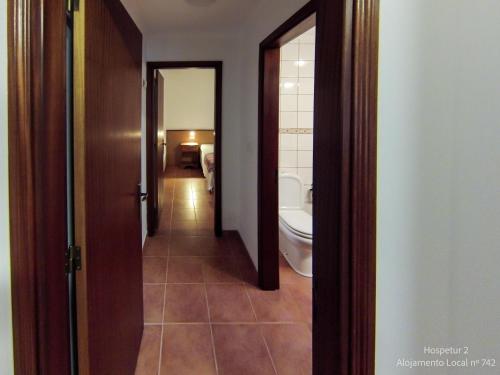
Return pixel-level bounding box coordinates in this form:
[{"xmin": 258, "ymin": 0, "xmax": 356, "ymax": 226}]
[{"xmin": 279, "ymin": 210, "xmax": 313, "ymax": 238}]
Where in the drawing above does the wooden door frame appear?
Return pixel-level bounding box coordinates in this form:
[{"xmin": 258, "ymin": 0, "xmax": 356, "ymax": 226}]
[
  {"xmin": 7, "ymin": 0, "xmax": 71, "ymax": 373},
  {"xmin": 146, "ymin": 61, "xmax": 223, "ymax": 237},
  {"xmin": 258, "ymin": 1, "xmax": 379, "ymax": 374}
]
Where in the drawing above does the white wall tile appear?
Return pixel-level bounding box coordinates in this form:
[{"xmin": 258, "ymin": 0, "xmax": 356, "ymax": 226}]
[
  {"xmin": 281, "ymin": 43, "xmax": 299, "ymax": 61},
  {"xmin": 279, "ymin": 150, "xmax": 298, "ymax": 168},
  {"xmin": 298, "ymin": 60, "xmax": 314, "ymax": 78},
  {"xmin": 298, "ymin": 77, "xmax": 314, "ymax": 95},
  {"xmin": 298, "ymin": 95, "xmax": 314, "ymax": 111},
  {"xmin": 298, "ymin": 134, "xmax": 313, "ymax": 150},
  {"xmin": 280, "ymin": 112, "xmax": 298, "ymax": 128},
  {"xmin": 299, "ymin": 27, "xmax": 316, "ymax": 43},
  {"xmin": 280, "ymin": 79, "xmax": 298, "ymax": 95},
  {"xmin": 280, "ymin": 60, "xmax": 299, "ymax": 78},
  {"xmin": 299, "ymin": 43, "xmax": 315, "ymax": 61},
  {"xmin": 279, "ymin": 167, "xmax": 297, "ymax": 176},
  {"xmin": 298, "ymin": 111, "xmax": 314, "ymax": 128},
  {"xmin": 280, "ymin": 134, "xmax": 297, "ymax": 150},
  {"xmin": 298, "ymin": 150, "xmax": 313, "ymax": 168},
  {"xmin": 280, "ymin": 95, "xmax": 297, "ymax": 111},
  {"xmin": 298, "ymin": 168, "xmax": 313, "ymax": 186}
]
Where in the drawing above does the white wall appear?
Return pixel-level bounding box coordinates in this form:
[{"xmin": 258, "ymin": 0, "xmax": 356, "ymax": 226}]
[
  {"xmin": 0, "ymin": 0, "xmax": 15, "ymax": 373},
  {"xmin": 162, "ymin": 68, "xmax": 215, "ymax": 130},
  {"xmin": 237, "ymin": 0, "xmax": 310, "ymax": 268},
  {"xmin": 377, "ymin": 1, "xmax": 500, "ymax": 373},
  {"xmin": 144, "ymin": 32, "xmax": 243, "ymax": 229},
  {"xmin": 447, "ymin": 1, "xmax": 500, "ymax": 368}
]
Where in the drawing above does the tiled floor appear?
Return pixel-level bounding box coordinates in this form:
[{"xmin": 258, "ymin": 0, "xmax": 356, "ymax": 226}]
[{"xmin": 135, "ymin": 167, "xmax": 312, "ymax": 375}]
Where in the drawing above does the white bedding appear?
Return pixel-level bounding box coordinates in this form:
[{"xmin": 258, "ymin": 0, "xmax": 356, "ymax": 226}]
[{"xmin": 200, "ymin": 143, "xmax": 214, "ymax": 191}]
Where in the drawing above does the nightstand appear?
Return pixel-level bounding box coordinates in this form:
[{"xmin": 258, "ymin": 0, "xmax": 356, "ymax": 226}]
[{"xmin": 179, "ymin": 142, "xmax": 200, "ymax": 169}]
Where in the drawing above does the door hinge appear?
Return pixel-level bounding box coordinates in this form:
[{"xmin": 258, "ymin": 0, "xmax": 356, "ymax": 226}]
[{"xmin": 65, "ymin": 245, "xmax": 82, "ymax": 274}]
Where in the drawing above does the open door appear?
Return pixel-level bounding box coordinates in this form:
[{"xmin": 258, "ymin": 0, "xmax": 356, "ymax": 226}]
[
  {"xmin": 150, "ymin": 71, "xmax": 167, "ymax": 233},
  {"xmin": 73, "ymin": 0, "xmax": 144, "ymax": 374}
]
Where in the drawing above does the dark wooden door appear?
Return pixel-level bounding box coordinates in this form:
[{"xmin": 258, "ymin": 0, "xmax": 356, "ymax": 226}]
[
  {"xmin": 155, "ymin": 72, "xmax": 166, "ymax": 227},
  {"xmin": 73, "ymin": 1, "xmax": 143, "ymax": 374}
]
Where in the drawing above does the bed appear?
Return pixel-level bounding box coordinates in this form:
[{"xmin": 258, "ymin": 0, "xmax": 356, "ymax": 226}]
[{"xmin": 200, "ymin": 144, "xmax": 215, "ymax": 192}]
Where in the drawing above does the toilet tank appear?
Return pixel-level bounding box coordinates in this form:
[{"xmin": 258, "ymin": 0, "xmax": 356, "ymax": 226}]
[{"xmin": 279, "ymin": 173, "xmax": 304, "ymax": 209}]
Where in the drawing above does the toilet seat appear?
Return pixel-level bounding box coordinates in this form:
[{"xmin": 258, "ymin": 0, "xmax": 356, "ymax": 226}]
[{"xmin": 278, "ymin": 210, "xmax": 312, "ymax": 239}]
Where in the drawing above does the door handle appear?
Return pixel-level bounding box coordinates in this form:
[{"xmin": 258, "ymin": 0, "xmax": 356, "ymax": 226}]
[{"xmin": 137, "ymin": 184, "xmax": 148, "ymax": 201}]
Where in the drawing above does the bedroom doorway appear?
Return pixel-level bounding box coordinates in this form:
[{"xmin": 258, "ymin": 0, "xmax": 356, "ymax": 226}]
[{"xmin": 146, "ymin": 61, "xmax": 223, "ymax": 237}]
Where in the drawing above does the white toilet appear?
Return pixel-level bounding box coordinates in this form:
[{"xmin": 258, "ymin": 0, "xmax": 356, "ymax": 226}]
[{"xmin": 278, "ymin": 173, "xmax": 313, "ymax": 277}]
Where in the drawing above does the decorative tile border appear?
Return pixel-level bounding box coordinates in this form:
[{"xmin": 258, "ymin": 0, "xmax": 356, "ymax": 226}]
[{"xmin": 279, "ymin": 128, "xmax": 313, "ymax": 134}]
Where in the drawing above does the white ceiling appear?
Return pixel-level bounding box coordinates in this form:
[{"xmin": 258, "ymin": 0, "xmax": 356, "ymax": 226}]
[{"xmin": 121, "ymin": 0, "xmax": 264, "ymax": 34}]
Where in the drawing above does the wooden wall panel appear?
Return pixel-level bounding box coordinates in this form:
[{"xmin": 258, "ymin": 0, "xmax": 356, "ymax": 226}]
[{"xmin": 166, "ymin": 130, "xmax": 215, "ymax": 166}]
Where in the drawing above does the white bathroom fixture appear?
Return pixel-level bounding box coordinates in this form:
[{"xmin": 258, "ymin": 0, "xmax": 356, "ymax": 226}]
[{"xmin": 278, "ymin": 173, "xmax": 313, "ymax": 277}]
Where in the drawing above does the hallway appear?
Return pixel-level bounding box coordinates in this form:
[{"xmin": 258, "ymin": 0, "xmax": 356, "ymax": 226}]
[{"xmin": 135, "ymin": 167, "xmax": 312, "ymax": 375}]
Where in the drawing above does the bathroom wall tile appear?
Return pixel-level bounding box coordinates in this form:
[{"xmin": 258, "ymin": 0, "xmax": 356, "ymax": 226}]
[
  {"xmin": 299, "ymin": 43, "xmax": 315, "ymax": 61},
  {"xmin": 280, "ymin": 78, "xmax": 298, "ymax": 95},
  {"xmin": 279, "ymin": 167, "xmax": 297, "ymax": 176},
  {"xmin": 298, "ymin": 60, "xmax": 315, "ymax": 78},
  {"xmin": 280, "ymin": 60, "xmax": 299, "ymax": 78},
  {"xmin": 298, "ymin": 77, "xmax": 314, "ymax": 95},
  {"xmin": 280, "ymin": 134, "xmax": 298, "ymax": 151},
  {"xmin": 281, "ymin": 43, "xmax": 299, "ymax": 61},
  {"xmin": 280, "ymin": 111, "xmax": 298, "ymax": 128},
  {"xmin": 280, "ymin": 95, "xmax": 297, "ymax": 112},
  {"xmin": 298, "ymin": 111, "xmax": 313, "ymax": 128},
  {"xmin": 279, "ymin": 151, "xmax": 298, "ymax": 168},
  {"xmin": 279, "ymin": 28, "xmax": 315, "ymax": 187},
  {"xmin": 298, "ymin": 95, "xmax": 314, "ymax": 111},
  {"xmin": 297, "ymin": 134, "xmax": 313, "ymax": 151},
  {"xmin": 298, "ymin": 168, "xmax": 313, "ymax": 186},
  {"xmin": 298, "ymin": 151, "xmax": 313, "ymax": 168},
  {"xmin": 299, "ymin": 27, "xmax": 316, "ymax": 43}
]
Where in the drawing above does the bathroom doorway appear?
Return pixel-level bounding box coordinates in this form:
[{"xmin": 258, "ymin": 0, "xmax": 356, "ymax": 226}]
[
  {"xmin": 146, "ymin": 61, "xmax": 223, "ymax": 237},
  {"xmin": 257, "ymin": 1, "xmax": 378, "ymax": 373}
]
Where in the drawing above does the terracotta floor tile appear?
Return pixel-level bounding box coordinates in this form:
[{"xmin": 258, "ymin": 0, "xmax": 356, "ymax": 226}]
[
  {"xmin": 196, "ymin": 223, "xmax": 214, "ymax": 236},
  {"xmin": 169, "ymin": 236, "xmax": 230, "ymax": 257},
  {"xmin": 172, "ymin": 199, "xmax": 196, "ymax": 209},
  {"xmin": 139, "ymin": 168, "xmax": 312, "ymax": 374},
  {"xmin": 260, "ymin": 324, "xmax": 312, "ymax": 375},
  {"xmin": 167, "ymin": 257, "xmax": 204, "ymax": 283},
  {"xmin": 195, "ymin": 209, "xmax": 215, "ymax": 222},
  {"xmin": 172, "ymin": 208, "xmax": 196, "ymax": 221},
  {"xmin": 160, "ymin": 324, "xmax": 216, "ymax": 375},
  {"xmin": 170, "ymin": 220, "xmax": 199, "ymax": 236},
  {"xmin": 193, "ymin": 200, "xmax": 213, "ymax": 209},
  {"xmin": 143, "ymin": 235, "xmax": 169, "ymax": 257},
  {"xmin": 233, "ymin": 255, "xmax": 259, "ymax": 287},
  {"xmin": 247, "ymin": 287, "xmax": 304, "ymax": 322},
  {"xmin": 281, "ymin": 282, "xmax": 312, "ymax": 324},
  {"xmin": 206, "ymin": 284, "xmax": 256, "ymax": 322},
  {"xmin": 143, "ymin": 284, "xmax": 165, "ymax": 324},
  {"xmin": 142, "ymin": 257, "xmax": 167, "ymax": 284},
  {"xmin": 212, "ymin": 324, "xmax": 276, "ymax": 375},
  {"xmin": 279, "ymin": 255, "xmax": 310, "ymax": 285},
  {"xmin": 202, "ymin": 256, "xmax": 242, "ymax": 283},
  {"xmin": 134, "ymin": 325, "xmax": 161, "ymax": 375},
  {"xmin": 164, "ymin": 284, "xmax": 208, "ymax": 322}
]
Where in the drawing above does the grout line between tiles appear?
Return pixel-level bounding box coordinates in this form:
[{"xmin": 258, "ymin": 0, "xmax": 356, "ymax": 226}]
[
  {"xmin": 157, "ymin": 283, "xmax": 166, "ymax": 375},
  {"xmin": 203, "ymin": 284, "xmax": 220, "ymax": 375},
  {"xmin": 156, "ymin": 172, "xmax": 175, "ymax": 375}
]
